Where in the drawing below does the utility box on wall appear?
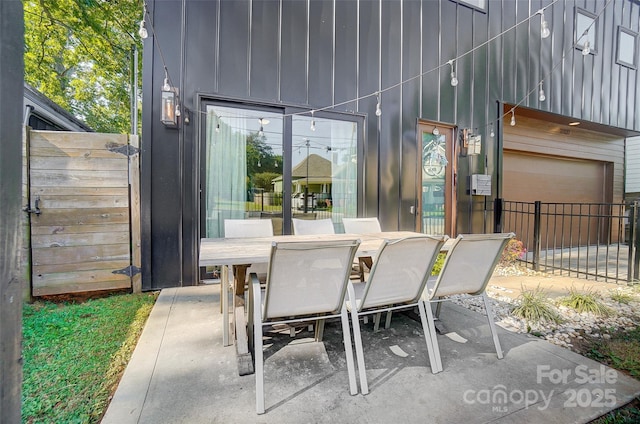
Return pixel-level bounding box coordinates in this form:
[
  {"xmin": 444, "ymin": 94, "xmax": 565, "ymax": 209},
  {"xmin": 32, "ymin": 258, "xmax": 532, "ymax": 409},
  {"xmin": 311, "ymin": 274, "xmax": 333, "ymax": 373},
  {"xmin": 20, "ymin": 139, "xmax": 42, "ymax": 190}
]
[{"xmin": 470, "ymin": 174, "xmax": 492, "ymax": 196}]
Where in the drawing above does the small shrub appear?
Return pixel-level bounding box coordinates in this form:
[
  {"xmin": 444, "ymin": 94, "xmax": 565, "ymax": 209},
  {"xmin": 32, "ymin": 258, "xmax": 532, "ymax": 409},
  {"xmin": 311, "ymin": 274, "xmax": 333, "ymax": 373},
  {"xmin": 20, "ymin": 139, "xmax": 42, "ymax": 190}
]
[
  {"xmin": 559, "ymin": 286, "xmax": 613, "ymax": 316},
  {"xmin": 511, "ymin": 285, "xmax": 562, "ymax": 325},
  {"xmin": 610, "ymin": 291, "xmax": 635, "ymax": 305},
  {"xmin": 500, "ymin": 238, "xmax": 527, "ymax": 265}
]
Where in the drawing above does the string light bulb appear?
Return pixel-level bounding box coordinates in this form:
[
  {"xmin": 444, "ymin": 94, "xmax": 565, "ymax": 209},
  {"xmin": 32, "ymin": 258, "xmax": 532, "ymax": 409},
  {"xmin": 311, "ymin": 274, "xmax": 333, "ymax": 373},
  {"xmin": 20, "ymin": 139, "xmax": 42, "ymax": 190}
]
[
  {"xmin": 447, "ymin": 60, "xmax": 458, "ymax": 87},
  {"xmin": 375, "ymin": 92, "xmax": 382, "ymax": 117},
  {"xmin": 538, "ymin": 81, "xmax": 546, "ymax": 102},
  {"xmin": 432, "ymin": 127, "xmax": 440, "ymax": 136},
  {"xmin": 310, "ymin": 111, "xmax": 316, "ymax": 131},
  {"xmin": 582, "ymin": 39, "xmax": 591, "ymax": 56},
  {"xmin": 539, "ymin": 10, "xmax": 550, "ymax": 39},
  {"xmin": 258, "ymin": 126, "xmax": 264, "ymax": 136},
  {"xmin": 510, "ymin": 110, "xmax": 516, "ymax": 126},
  {"xmin": 174, "ymin": 103, "xmax": 181, "ymax": 118},
  {"xmin": 138, "ymin": 20, "xmax": 148, "ymax": 39},
  {"xmin": 490, "ymin": 123, "xmax": 495, "ymax": 138},
  {"xmin": 215, "ymin": 122, "xmax": 220, "ymax": 133}
]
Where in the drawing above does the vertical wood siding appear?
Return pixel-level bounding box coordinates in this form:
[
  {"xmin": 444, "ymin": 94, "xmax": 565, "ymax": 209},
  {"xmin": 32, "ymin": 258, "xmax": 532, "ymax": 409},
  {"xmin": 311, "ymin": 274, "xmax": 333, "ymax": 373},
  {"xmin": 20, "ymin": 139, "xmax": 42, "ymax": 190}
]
[{"xmin": 143, "ymin": 0, "xmax": 640, "ymax": 289}]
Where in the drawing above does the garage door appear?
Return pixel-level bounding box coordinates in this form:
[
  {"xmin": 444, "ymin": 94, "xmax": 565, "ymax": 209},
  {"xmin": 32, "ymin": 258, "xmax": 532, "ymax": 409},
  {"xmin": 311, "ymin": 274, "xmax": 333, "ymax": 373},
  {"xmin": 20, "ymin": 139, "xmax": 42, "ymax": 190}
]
[
  {"xmin": 503, "ymin": 151, "xmax": 606, "ymax": 203},
  {"xmin": 503, "ymin": 151, "xmax": 615, "ymax": 248}
]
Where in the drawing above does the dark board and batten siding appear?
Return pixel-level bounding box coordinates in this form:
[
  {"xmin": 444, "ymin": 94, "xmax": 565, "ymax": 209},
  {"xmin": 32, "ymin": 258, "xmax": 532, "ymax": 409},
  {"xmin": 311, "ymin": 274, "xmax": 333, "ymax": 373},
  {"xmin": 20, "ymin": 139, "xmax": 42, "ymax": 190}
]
[{"xmin": 142, "ymin": 0, "xmax": 640, "ymax": 290}]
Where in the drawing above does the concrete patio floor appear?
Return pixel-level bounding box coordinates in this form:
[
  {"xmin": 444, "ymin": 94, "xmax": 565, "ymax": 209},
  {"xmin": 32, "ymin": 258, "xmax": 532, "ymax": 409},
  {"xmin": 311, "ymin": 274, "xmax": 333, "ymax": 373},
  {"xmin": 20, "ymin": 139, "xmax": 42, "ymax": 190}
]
[{"xmin": 102, "ymin": 284, "xmax": 640, "ymax": 424}]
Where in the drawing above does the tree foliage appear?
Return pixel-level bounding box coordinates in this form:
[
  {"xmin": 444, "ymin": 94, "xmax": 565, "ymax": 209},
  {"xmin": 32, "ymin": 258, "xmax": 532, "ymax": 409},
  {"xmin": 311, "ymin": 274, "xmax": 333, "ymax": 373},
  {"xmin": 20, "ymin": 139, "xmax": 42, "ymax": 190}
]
[
  {"xmin": 24, "ymin": 0, "xmax": 143, "ymax": 133},
  {"xmin": 246, "ymin": 133, "xmax": 282, "ymax": 177}
]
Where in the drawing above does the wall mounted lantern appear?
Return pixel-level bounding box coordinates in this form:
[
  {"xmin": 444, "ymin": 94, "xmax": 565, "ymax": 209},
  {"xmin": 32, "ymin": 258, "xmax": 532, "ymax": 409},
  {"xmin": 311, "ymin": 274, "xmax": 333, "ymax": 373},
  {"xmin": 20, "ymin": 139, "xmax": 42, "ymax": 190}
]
[{"xmin": 161, "ymin": 87, "xmax": 178, "ymax": 127}]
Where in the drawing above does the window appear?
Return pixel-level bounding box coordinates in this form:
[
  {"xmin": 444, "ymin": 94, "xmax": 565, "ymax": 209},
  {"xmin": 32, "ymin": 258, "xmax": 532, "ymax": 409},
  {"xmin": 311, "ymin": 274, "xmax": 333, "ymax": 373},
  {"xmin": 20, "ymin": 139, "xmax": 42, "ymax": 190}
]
[
  {"xmin": 450, "ymin": 0, "xmax": 486, "ymax": 12},
  {"xmin": 617, "ymin": 26, "xmax": 638, "ymax": 69},
  {"xmin": 575, "ymin": 8, "xmax": 597, "ymax": 55},
  {"xmin": 202, "ymin": 102, "xmax": 361, "ymax": 236}
]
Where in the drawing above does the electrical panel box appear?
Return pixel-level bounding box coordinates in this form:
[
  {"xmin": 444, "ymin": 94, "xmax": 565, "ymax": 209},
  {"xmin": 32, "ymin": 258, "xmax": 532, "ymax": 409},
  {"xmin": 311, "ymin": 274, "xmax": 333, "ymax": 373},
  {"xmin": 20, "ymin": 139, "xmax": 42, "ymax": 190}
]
[{"xmin": 470, "ymin": 174, "xmax": 492, "ymax": 196}]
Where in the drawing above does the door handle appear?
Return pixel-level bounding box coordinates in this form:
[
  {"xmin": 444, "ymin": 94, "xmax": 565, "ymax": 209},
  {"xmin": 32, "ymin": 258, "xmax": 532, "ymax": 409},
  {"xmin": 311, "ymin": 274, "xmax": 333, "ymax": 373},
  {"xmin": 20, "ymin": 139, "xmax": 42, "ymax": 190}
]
[{"xmin": 23, "ymin": 195, "xmax": 41, "ymax": 215}]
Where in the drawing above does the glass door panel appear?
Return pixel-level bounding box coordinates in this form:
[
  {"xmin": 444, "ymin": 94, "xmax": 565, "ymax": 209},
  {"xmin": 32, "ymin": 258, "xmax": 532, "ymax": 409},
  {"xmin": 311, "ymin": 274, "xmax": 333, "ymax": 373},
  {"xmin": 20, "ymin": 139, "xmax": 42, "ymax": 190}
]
[
  {"xmin": 418, "ymin": 123, "xmax": 455, "ymax": 236},
  {"xmin": 291, "ymin": 115, "xmax": 358, "ymax": 233},
  {"xmin": 204, "ymin": 105, "xmax": 283, "ymax": 236}
]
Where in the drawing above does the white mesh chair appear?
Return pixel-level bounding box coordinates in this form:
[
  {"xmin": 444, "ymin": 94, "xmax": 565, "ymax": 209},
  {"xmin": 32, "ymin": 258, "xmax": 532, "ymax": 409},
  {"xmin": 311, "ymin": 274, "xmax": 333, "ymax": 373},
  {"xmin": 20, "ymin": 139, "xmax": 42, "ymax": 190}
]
[
  {"xmin": 221, "ymin": 219, "xmax": 274, "ymax": 320},
  {"xmin": 346, "ymin": 235, "xmax": 447, "ymax": 394},
  {"xmin": 342, "ymin": 217, "xmax": 382, "ymax": 281},
  {"xmin": 224, "ymin": 219, "xmax": 273, "ymax": 282},
  {"xmin": 292, "ymin": 218, "xmax": 335, "ymax": 235},
  {"xmin": 342, "ymin": 217, "xmax": 382, "ymax": 234},
  {"xmin": 424, "ymin": 233, "xmax": 515, "ymax": 373},
  {"xmin": 248, "ymin": 239, "xmax": 361, "ymax": 414}
]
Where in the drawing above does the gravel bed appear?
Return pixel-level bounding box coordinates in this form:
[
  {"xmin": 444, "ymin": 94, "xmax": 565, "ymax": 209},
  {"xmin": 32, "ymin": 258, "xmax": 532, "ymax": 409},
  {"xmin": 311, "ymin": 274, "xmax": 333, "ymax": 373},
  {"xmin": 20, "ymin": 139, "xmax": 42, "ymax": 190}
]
[{"xmin": 448, "ymin": 266, "xmax": 640, "ymax": 351}]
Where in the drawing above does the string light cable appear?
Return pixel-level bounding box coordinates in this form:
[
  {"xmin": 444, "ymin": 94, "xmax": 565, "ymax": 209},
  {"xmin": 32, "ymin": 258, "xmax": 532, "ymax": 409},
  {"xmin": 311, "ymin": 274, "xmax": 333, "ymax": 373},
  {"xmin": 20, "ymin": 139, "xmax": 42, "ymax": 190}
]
[
  {"xmin": 145, "ymin": 0, "xmax": 610, "ymax": 135},
  {"xmin": 499, "ymin": 0, "xmax": 612, "ymax": 131},
  {"xmin": 179, "ymin": 0, "xmax": 561, "ymax": 124}
]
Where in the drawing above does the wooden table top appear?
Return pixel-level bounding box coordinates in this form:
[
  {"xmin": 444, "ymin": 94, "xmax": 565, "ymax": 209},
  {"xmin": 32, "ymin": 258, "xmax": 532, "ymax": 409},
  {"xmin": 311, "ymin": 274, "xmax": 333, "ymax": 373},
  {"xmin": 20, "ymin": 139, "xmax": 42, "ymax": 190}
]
[{"xmin": 199, "ymin": 231, "xmax": 431, "ymax": 267}]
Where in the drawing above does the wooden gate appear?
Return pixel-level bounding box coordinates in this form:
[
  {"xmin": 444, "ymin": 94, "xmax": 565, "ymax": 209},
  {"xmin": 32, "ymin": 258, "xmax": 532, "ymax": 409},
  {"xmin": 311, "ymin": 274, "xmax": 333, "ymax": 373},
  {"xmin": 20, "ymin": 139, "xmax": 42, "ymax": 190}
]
[{"xmin": 23, "ymin": 129, "xmax": 141, "ymax": 296}]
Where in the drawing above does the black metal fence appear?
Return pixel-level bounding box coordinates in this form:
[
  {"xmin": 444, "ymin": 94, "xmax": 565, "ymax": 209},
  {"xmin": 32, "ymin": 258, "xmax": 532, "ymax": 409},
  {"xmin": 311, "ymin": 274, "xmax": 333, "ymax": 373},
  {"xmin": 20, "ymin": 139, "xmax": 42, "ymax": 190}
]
[{"xmin": 494, "ymin": 199, "xmax": 639, "ymax": 283}]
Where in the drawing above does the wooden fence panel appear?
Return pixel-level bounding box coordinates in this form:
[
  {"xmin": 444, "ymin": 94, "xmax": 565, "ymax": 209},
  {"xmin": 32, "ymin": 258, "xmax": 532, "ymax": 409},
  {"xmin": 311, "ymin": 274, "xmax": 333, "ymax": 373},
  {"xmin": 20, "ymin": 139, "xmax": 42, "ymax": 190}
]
[{"xmin": 27, "ymin": 130, "xmax": 137, "ymax": 296}]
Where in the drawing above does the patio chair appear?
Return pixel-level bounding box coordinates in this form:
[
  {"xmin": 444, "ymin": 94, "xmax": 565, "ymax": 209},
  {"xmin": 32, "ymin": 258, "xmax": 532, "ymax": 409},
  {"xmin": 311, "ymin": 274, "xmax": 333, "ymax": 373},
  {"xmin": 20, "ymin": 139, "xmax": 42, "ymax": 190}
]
[
  {"xmin": 292, "ymin": 218, "xmax": 335, "ymax": 235},
  {"xmin": 223, "ymin": 219, "xmax": 274, "ymax": 308},
  {"xmin": 346, "ymin": 235, "xmax": 448, "ymax": 394},
  {"xmin": 224, "ymin": 218, "xmax": 273, "ymax": 280},
  {"xmin": 342, "ymin": 217, "xmax": 382, "ymax": 234},
  {"xmin": 423, "ymin": 232, "xmax": 515, "ymax": 373},
  {"xmin": 342, "ymin": 217, "xmax": 382, "ymax": 281},
  {"xmin": 248, "ymin": 239, "xmax": 361, "ymax": 414}
]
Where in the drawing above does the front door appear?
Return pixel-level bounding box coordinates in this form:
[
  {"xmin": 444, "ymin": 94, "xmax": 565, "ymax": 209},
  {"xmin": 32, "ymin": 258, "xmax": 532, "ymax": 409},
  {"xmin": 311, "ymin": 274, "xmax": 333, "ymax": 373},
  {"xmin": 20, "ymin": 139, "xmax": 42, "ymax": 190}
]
[{"xmin": 416, "ymin": 121, "xmax": 456, "ymax": 236}]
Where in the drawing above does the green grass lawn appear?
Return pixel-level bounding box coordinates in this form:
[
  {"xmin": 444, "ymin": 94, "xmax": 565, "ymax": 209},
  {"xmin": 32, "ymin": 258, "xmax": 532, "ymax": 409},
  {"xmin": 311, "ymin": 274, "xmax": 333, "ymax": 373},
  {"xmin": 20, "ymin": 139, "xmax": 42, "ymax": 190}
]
[
  {"xmin": 21, "ymin": 292, "xmax": 158, "ymax": 424},
  {"xmin": 586, "ymin": 326, "xmax": 640, "ymax": 423}
]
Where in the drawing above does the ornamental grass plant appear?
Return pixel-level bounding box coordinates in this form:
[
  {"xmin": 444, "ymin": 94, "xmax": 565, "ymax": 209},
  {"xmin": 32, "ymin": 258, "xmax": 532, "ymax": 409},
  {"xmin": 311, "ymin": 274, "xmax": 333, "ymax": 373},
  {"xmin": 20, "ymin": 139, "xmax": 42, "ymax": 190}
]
[
  {"xmin": 511, "ymin": 284, "xmax": 562, "ymax": 325},
  {"xmin": 559, "ymin": 286, "xmax": 613, "ymax": 317}
]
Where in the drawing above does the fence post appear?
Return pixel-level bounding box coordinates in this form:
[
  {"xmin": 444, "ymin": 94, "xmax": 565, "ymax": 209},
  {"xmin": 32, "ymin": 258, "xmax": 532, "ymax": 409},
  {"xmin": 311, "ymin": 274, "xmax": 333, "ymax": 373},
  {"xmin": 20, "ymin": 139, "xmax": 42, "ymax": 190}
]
[
  {"xmin": 494, "ymin": 198, "xmax": 503, "ymax": 233},
  {"xmin": 533, "ymin": 201, "xmax": 542, "ymax": 272}
]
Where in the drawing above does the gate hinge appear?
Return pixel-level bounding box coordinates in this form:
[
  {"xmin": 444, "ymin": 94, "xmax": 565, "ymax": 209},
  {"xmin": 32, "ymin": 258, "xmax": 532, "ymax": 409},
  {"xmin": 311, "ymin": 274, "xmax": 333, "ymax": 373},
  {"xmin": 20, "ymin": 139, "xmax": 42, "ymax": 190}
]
[
  {"xmin": 113, "ymin": 265, "xmax": 142, "ymax": 277},
  {"xmin": 106, "ymin": 142, "xmax": 140, "ymax": 157}
]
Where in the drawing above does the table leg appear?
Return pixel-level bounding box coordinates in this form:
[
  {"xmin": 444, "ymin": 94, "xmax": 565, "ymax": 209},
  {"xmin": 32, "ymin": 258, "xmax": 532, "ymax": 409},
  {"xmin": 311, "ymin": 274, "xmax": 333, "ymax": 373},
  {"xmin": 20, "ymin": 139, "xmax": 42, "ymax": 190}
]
[
  {"xmin": 232, "ymin": 265, "xmax": 254, "ymax": 375},
  {"xmin": 222, "ymin": 265, "xmax": 230, "ymax": 347}
]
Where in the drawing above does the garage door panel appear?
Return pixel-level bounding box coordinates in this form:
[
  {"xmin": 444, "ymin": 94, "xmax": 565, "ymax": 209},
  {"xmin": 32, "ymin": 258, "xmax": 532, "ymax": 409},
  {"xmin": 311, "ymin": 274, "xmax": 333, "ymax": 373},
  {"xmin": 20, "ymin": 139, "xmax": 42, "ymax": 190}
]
[{"xmin": 503, "ymin": 152, "xmax": 604, "ymax": 203}]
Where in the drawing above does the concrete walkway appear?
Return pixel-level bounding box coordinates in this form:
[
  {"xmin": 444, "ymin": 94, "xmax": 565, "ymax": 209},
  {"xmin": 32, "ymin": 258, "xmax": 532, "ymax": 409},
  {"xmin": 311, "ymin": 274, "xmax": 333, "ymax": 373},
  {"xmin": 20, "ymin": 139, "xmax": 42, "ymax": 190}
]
[{"xmin": 102, "ymin": 284, "xmax": 640, "ymax": 424}]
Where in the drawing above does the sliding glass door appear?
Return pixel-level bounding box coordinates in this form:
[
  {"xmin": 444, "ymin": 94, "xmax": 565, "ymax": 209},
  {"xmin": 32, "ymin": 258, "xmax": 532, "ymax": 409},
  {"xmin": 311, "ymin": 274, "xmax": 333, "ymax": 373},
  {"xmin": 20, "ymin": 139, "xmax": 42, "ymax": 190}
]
[{"xmin": 202, "ymin": 102, "xmax": 361, "ymax": 236}]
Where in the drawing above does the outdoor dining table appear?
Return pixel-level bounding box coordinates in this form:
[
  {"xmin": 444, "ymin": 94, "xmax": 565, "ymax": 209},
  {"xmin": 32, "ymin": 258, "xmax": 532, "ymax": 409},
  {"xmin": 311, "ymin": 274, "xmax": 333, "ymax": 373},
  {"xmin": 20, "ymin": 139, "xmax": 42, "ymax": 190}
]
[{"xmin": 199, "ymin": 231, "xmax": 430, "ymax": 375}]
